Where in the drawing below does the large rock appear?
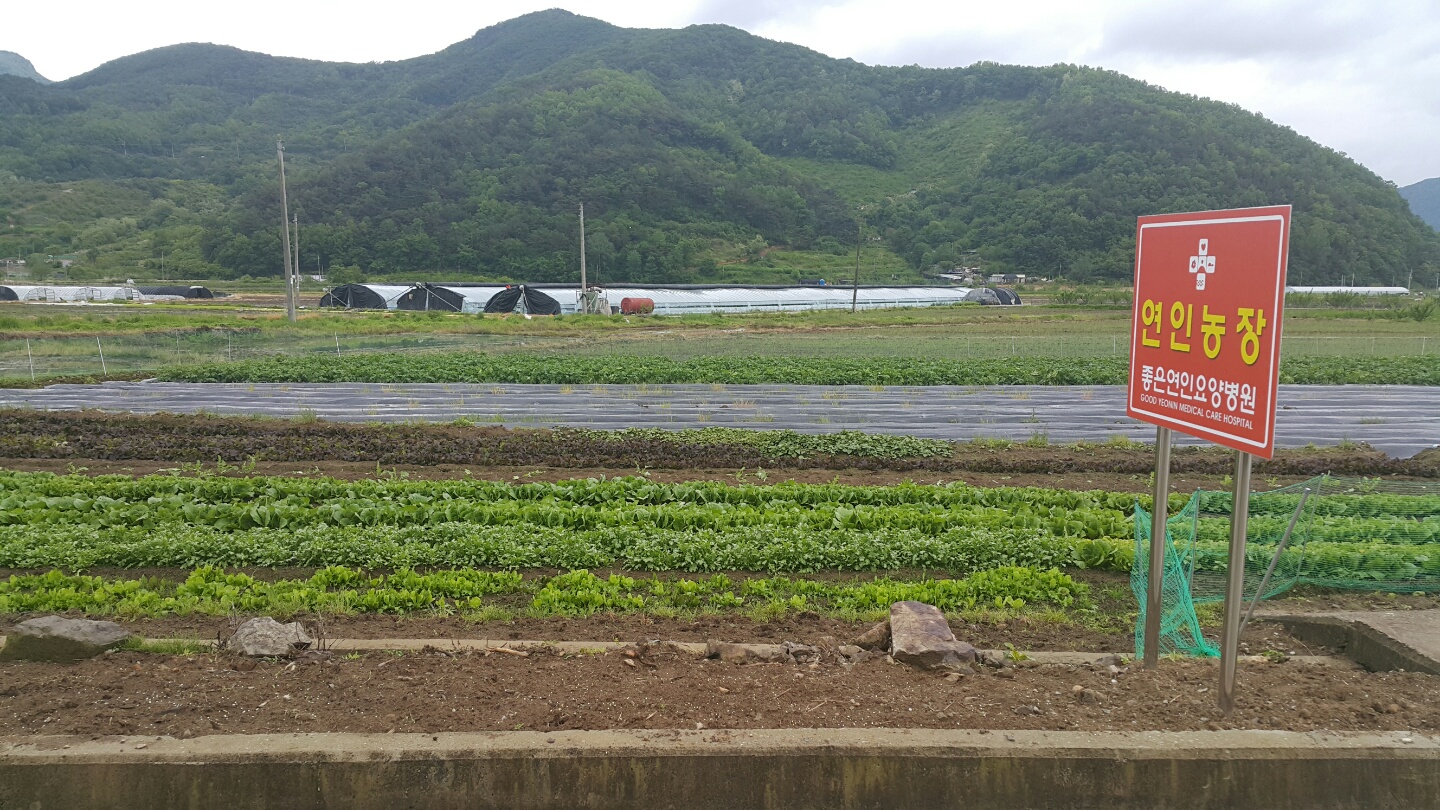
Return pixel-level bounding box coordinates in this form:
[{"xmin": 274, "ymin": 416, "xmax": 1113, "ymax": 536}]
[
  {"xmin": 225, "ymin": 618, "xmax": 313, "ymax": 657},
  {"xmin": 889, "ymin": 601, "xmax": 977, "ymax": 670},
  {"xmin": 0, "ymin": 616, "xmax": 133, "ymax": 662}
]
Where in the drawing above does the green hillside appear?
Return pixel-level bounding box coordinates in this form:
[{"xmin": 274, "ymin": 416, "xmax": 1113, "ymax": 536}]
[
  {"xmin": 1, "ymin": 11, "xmax": 1436, "ymax": 287},
  {"xmin": 1400, "ymin": 178, "xmax": 1440, "ymax": 232}
]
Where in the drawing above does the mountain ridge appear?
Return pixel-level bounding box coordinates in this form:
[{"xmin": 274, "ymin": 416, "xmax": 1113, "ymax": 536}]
[
  {"xmin": 1400, "ymin": 178, "xmax": 1440, "ymax": 231},
  {"xmin": 1, "ymin": 11, "xmax": 1435, "ymax": 287},
  {"xmin": 0, "ymin": 51, "xmax": 49, "ymax": 84}
]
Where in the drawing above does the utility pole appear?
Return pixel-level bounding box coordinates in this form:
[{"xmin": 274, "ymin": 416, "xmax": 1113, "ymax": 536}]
[
  {"xmin": 578, "ymin": 203, "xmax": 588, "ymax": 314},
  {"xmin": 851, "ymin": 218, "xmax": 862, "ymax": 313},
  {"xmin": 277, "ymin": 138, "xmax": 296, "ymax": 323}
]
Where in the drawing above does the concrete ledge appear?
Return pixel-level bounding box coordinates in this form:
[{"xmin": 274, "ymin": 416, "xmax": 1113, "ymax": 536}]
[
  {"xmin": 3, "ymin": 729, "xmax": 1436, "ymax": 809},
  {"xmin": 1262, "ymin": 613, "xmax": 1440, "ymax": 676}
]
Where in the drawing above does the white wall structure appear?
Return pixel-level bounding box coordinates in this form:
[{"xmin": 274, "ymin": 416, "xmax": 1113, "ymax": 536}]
[{"xmin": 1286, "ymin": 286, "xmax": 1410, "ymax": 296}]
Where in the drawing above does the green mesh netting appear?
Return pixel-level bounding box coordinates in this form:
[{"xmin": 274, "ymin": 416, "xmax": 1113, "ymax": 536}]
[
  {"xmin": 1134, "ymin": 475, "xmax": 1440, "ymax": 659},
  {"xmin": 1132, "ymin": 496, "xmax": 1218, "ymax": 658}
]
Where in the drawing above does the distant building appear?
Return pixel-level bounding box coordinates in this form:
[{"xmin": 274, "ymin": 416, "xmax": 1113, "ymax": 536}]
[{"xmin": 988, "ymin": 273, "xmax": 1026, "ymax": 284}]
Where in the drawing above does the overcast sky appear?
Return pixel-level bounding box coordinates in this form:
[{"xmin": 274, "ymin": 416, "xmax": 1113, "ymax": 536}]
[{"xmin": 7, "ymin": 1, "xmax": 1437, "ymax": 185}]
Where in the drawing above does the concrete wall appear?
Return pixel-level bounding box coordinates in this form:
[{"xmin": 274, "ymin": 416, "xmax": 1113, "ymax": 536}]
[{"xmin": 3, "ymin": 729, "xmax": 1437, "ymax": 810}]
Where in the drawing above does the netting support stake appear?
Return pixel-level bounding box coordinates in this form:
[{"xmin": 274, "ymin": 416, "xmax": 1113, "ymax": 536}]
[
  {"xmin": 1143, "ymin": 425, "xmax": 1172, "ymax": 668},
  {"xmin": 1219, "ymin": 450, "xmax": 1253, "ymax": 716},
  {"xmin": 1239, "ymin": 487, "xmax": 1311, "ymax": 636},
  {"xmin": 97, "ymin": 337, "xmax": 107, "ymax": 377},
  {"xmin": 26, "ymin": 338, "xmax": 34, "ymax": 382}
]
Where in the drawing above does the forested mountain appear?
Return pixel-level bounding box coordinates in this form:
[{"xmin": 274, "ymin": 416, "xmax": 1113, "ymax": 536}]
[
  {"xmin": 0, "ymin": 52, "xmax": 48, "ymax": 84},
  {"xmin": 2, "ymin": 10, "xmax": 1436, "ymax": 286},
  {"xmin": 1401, "ymin": 178, "xmax": 1440, "ymax": 231}
]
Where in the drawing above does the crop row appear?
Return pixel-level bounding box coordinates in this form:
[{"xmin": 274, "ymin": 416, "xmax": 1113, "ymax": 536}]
[
  {"xmin": 1195, "ymin": 515, "xmax": 1440, "ymax": 546},
  {"xmin": 1189, "ymin": 540, "xmax": 1440, "ymax": 590},
  {"xmin": 156, "ymin": 353, "xmax": 1440, "ymax": 387},
  {"xmin": 1199, "ymin": 491, "xmax": 1440, "ymax": 520},
  {"xmin": 5, "ymin": 472, "xmax": 1434, "ymax": 548},
  {"xmin": 0, "ymin": 471, "xmax": 1148, "ymax": 514},
  {"xmin": 565, "ymin": 427, "xmax": 954, "ymax": 460},
  {"xmin": 0, "ymin": 522, "xmax": 1130, "ymax": 574},
  {"xmin": 0, "ymin": 494, "xmax": 1133, "ymax": 540},
  {"xmin": 0, "ymin": 566, "xmax": 1088, "ymax": 618},
  {"xmin": 5, "ymin": 410, "xmax": 1434, "ymax": 476},
  {"xmin": 0, "ymin": 411, "xmax": 960, "ymax": 468}
]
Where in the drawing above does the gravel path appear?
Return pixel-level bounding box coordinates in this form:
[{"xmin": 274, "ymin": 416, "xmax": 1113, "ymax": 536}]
[{"xmin": 1, "ymin": 382, "xmax": 1436, "ymax": 456}]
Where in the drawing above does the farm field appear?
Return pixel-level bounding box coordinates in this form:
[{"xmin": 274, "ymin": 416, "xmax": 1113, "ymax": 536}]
[
  {"xmin": 0, "ymin": 301, "xmax": 1434, "ymax": 383},
  {"xmin": 2, "ymin": 302, "xmax": 1438, "ymax": 742},
  {"xmin": 2, "ymin": 411, "xmax": 1439, "ymax": 737}
]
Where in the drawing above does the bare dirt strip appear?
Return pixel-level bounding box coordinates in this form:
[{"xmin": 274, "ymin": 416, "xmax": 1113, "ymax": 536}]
[{"xmin": 1, "ymin": 644, "xmax": 1434, "ymax": 739}]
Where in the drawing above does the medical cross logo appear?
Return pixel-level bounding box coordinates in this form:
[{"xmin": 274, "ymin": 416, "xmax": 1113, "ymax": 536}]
[{"xmin": 1188, "ymin": 239, "xmax": 1217, "ymax": 290}]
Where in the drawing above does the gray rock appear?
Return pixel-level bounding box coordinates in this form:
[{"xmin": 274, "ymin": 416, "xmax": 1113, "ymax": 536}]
[
  {"xmin": 705, "ymin": 641, "xmax": 818, "ymax": 664},
  {"xmin": 852, "ymin": 620, "xmax": 892, "ymax": 651},
  {"xmin": 0, "ymin": 616, "xmax": 133, "ymax": 662},
  {"xmin": 706, "ymin": 641, "xmax": 790, "ymax": 663},
  {"xmin": 781, "ymin": 641, "xmax": 820, "ymax": 664},
  {"xmin": 978, "ymin": 650, "xmax": 1012, "ymax": 669},
  {"xmin": 224, "ymin": 618, "xmax": 313, "ymax": 657},
  {"xmin": 889, "ymin": 601, "xmax": 977, "ymax": 671}
]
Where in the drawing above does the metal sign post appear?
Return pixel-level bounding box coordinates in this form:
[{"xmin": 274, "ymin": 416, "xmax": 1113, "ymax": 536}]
[
  {"xmin": 1143, "ymin": 425, "xmax": 1172, "ymax": 668},
  {"xmin": 1219, "ymin": 451, "xmax": 1253, "ymax": 715},
  {"xmin": 1125, "ymin": 205, "xmax": 1291, "ymax": 711}
]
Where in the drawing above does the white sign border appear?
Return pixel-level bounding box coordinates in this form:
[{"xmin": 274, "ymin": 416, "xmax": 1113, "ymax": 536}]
[{"xmin": 1127, "ymin": 212, "xmax": 1288, "ymax": 453}]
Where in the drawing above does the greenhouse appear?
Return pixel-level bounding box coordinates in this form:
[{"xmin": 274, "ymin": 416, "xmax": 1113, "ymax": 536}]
[
  {"xmin": 0, "ymin": 286, "xmax": 138, "ymax": 303},
  {"xmin": 318, "ymin": 283, "xmax": 1016, "ymax": 315},
  {"xmin": 554, "ymin": 285, "xmax": 1001, "ymax": 315},
  {"xmin": 484, "ymin": 286, "xmax": 562, "ymax": 315},
  {"xmin": 394, "ymin": 284, "xmax": 509, "ymax": 313},
  {"xmin": 317, "ymin": 284, "xmax": 414, "ymax": 310},
  {"xmin": 0, "ymin": 285, "xmax": 51, "ymax": 302}
]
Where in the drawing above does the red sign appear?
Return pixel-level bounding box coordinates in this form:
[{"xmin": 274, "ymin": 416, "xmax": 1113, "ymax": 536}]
[{"xmin": 1127, "ymin": 206, "xmax": 1291, "ymax": 458}]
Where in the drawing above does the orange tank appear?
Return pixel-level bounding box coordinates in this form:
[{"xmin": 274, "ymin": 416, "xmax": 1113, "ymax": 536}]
[{"xmin": 620, "ymin": 297, "xmax": 655, "ymax": 315}]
